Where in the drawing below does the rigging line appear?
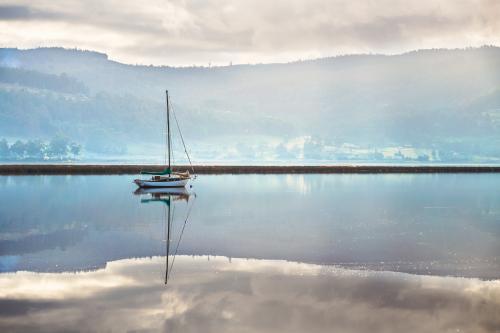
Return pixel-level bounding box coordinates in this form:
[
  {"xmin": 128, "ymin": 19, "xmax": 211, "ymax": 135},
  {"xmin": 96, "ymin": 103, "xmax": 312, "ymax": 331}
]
[
  {"xmin": 168, "ymin": 98, "xmax": 195, "ymax": 175},
  {"xmin": 171, "ymin": 131, "xmax": 175, "ymax": 166},
  {"xmin": 167, "ymin": 195, "xmax": 196, "ymax": 281},
  {"xmin": 167, "ymin": 197, "xmax": 194, "ymax": 280}
]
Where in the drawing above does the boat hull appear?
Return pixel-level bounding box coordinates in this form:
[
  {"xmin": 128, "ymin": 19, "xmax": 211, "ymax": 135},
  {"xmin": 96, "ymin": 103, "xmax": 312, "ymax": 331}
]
[
  {"xmin": 134, "ymin": 187, "xmax": 190, "ymax": 196},
  {"xmin": 134, "ymin": 178, "xmax": 190, "ymax": 188}
]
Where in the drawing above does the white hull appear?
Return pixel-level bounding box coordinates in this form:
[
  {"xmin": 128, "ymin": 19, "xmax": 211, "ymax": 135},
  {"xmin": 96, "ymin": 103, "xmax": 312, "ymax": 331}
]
[
  {"xmin": 134, "ymin": 178, "xmax": 189, "ymax": 188},
  {"xmin": 134, "ymin": 187, "xmax": 190, "ymax": 195}
]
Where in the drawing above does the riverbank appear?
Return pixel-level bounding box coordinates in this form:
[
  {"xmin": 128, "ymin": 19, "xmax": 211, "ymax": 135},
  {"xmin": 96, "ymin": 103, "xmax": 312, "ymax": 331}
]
[{"xmin": 1, "ymin": 164, "xmax": 500, "ymax": 174}]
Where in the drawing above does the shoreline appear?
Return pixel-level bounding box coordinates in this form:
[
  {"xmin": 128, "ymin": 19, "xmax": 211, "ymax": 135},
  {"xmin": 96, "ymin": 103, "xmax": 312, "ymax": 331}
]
[{"xmin": 1, "ymin": 164, "xmax": 500, "ymax": 175}]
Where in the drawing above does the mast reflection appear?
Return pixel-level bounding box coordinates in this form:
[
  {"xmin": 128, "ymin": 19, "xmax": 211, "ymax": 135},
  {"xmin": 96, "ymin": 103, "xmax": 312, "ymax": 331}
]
[{"xmin": 134, "ymin": 187, "xmax": 195, "ymax": 285}]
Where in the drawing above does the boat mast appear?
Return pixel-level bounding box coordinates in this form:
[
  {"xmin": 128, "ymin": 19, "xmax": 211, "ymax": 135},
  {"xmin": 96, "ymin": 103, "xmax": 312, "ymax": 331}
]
[{"xmin": 166, "ymin": 90, "xmax": 171, "ymax": 171}]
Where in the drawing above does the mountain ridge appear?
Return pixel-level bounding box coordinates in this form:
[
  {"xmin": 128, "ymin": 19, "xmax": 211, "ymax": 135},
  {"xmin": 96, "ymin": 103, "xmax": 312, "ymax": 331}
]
[{"xmin": 2, "ymin": 45, "xmax": 499, "ymax": 68}]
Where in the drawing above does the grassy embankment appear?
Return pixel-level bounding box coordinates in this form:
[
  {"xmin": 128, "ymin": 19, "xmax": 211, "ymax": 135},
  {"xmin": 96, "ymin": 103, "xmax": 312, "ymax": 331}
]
[{"xmin": 1, "ymin": 164, "xmax": 500, "ymax": 174}]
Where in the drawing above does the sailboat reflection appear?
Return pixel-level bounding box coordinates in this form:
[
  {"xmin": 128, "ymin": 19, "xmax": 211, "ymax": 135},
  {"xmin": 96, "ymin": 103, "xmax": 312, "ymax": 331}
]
[{"xmin": 134, "ymin": 187, "xmax": 196, "ymax": 285}]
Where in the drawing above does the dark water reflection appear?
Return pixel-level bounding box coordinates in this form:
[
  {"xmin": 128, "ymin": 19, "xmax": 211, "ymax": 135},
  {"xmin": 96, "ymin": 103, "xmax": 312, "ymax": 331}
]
[{"xmin": 1, "ymin": 174, "xmax": 500, "ymax": 332}]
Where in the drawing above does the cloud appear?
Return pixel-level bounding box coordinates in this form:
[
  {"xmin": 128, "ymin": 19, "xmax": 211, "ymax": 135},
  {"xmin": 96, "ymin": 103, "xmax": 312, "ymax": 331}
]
[
  {"xmin": 0, "ymin": 5, "xmax": 62, "ymax": 21},
  {"xmin": 0, "ymin": 1, "xmax": 499, "ymax": 65},
  {"xmin": 0, "ymin": 256, "xmax": 500, "ymax": 332},
  {"xmin": 0, "ymin": 5, "xmax": 31, "ymax": 20}
]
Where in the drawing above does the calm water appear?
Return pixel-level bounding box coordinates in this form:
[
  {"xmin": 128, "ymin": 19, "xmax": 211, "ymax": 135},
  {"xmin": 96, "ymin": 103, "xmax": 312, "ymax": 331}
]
[{"xmin": 0, "ymin": 174, "xmax": 500, "ymax": 332}]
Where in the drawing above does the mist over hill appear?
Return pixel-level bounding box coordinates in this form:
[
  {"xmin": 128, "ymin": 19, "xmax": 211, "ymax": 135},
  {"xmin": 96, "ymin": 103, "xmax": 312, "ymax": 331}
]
[{"xmin": 1, "ymin": 46, "xmax": 500, "ymax": 164}]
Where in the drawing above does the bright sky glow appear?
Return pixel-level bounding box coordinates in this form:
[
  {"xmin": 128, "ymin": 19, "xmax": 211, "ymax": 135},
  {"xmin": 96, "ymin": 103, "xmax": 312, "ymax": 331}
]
[{"xmin": 0, "ymin": 0, "xmax": 499, "ymax": 66}]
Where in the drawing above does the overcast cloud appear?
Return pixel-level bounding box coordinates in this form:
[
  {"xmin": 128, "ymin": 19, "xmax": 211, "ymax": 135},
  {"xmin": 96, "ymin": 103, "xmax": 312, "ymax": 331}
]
[{"xmin": 0, "ymin": 0, "xmax": 499, "ymax": 66}]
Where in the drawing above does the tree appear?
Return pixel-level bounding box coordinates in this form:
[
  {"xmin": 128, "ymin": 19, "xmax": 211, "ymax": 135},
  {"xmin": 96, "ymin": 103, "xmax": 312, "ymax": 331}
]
[
  {"xmin": 25, "ymin": 140, "xmax": 46, "ymax": 159},
  {"xmin": 432, "ymin": 149, "xmax": 439, "ymax": 161},
  {"xmin": 0, "ymin": 139, "xmax": 9, "ymax": 159},
  {"xmin": 70, "ymin": 142, "xmax": 81, "ymax": 157},
  {"xmin": 394, "ymin": 150, "xmax": 404, "ymax": 160},
  {"xmin": 10, "ymin": 140, "xmax": 26, "ymax": 159},
  {"xmin": 417, "ymin": 154, "xmax": 430, "ymax": 162},
  {"xmin": 48, "ymin": 136, "xmax": 69, "ymax": 159}
]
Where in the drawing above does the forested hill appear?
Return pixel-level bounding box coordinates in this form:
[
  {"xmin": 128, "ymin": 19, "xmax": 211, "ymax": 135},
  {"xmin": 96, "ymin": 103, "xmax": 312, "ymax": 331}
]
[{"xmin": 1, "ymin": 46, "xmax": 500, "ymax": 163}]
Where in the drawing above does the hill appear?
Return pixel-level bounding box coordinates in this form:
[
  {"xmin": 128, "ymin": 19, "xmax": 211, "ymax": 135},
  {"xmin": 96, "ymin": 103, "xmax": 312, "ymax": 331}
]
[{"xmin": 1, "ymin": 46, "xmax": 500, "ymax": 163}]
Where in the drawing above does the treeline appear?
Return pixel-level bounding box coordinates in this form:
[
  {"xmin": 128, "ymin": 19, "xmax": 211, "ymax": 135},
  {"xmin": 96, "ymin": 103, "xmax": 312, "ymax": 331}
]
[
  {"xmin": 0, "ymin": 89, "xmax": 160, "ymax": 145},
  {"xmin": 0, "ymin": 67, "xmax": 88, "ymax": 94},
  {"xmin": 0, "ymin": 137, "xmax": 81, "ymax": 161}
]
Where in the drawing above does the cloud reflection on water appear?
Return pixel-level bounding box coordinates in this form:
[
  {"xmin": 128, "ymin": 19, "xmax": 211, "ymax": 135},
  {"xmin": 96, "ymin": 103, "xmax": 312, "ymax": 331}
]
[{"xmin": 0, "ymin": 256, "xmax": 499, "ymax": 332}]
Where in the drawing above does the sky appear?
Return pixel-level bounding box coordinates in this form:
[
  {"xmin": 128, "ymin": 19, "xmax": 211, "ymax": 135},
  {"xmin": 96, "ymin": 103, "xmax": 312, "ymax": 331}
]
[{"xmin": 0, "ymin": 0, "xmax": 499, "ymax": 66}]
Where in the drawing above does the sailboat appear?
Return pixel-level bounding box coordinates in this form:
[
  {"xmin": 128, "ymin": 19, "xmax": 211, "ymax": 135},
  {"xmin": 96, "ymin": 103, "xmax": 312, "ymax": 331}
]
[{"xmin": 134, "ymin": 90, "xmax": 194, "ymax": 188}]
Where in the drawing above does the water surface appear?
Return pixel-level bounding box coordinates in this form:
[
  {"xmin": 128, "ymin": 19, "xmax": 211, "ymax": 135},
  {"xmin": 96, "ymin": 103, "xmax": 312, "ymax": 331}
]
[{"xmin": 0, "ymin": 174, "xmax": 500, "ymax": 332}]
